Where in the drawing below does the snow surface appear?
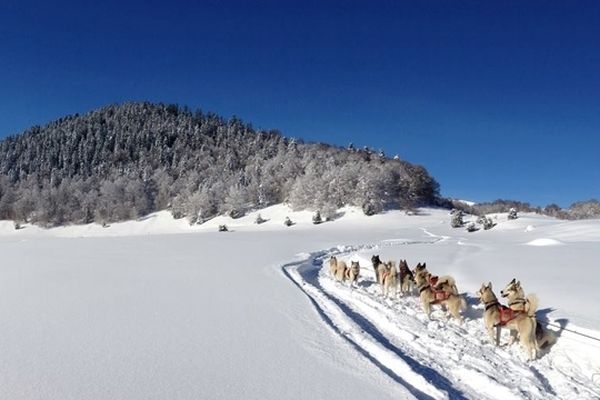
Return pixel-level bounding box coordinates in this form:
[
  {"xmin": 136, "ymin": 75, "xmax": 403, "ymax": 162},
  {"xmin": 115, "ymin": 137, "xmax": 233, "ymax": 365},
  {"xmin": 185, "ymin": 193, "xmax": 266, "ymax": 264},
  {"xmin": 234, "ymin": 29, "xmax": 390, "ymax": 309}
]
[{"xmin": 1, "ymin": 206, "xmax": 599, "ymax": 399}]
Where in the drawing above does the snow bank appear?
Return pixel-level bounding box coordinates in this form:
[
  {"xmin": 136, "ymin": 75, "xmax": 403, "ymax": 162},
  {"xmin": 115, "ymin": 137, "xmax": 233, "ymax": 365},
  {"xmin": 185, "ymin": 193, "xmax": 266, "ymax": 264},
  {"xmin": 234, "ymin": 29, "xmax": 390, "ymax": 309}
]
[{"xmin": 525, "ymin": 238, "xmax": 564, "ymax": 246}]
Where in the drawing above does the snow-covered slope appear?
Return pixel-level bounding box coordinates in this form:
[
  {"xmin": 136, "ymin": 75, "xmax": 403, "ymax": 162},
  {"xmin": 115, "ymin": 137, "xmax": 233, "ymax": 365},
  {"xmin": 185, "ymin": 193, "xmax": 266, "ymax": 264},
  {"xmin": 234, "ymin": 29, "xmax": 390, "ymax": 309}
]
[{"xmin": 1, "ymin": 206, "xmax": 599, "ymax": 399}]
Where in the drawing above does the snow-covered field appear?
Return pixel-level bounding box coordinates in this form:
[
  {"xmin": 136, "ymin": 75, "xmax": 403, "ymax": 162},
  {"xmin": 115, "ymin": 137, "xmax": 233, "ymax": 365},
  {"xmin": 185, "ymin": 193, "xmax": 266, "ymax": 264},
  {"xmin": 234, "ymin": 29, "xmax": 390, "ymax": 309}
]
[{"xmin": 1, "ymin": 205, "xmax": 599, "ymax": 399}]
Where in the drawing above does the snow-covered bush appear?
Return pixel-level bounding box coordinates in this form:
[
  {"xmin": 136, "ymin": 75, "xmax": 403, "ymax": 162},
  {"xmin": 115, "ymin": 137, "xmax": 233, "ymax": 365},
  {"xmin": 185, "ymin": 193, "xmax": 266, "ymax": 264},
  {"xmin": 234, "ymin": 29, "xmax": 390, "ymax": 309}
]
[
  {"xmin": 451, "ymin": 210, "xmax": 464, "ymax": 228},
  {"xmin": 479, "ymin": 215, "xmax": 495, "ymax": 230},
  {"xmin": 312, "ymin": 210, "xmax": 322, "ymax": 224},
  {"xmin": 508, "ymin": 208, "xmax": 518, "ymax": 220},
  {"xmin": 255, "ymin": 214, "xmax": 266, "ymax": 224},
  {"xmin": 284, "ymin": 217, "xmax": 293, "ymax": 227},
  {"xmin": 466, "ymin": 222, "xmax": 478, "ymax": 232},
  {"xmin": 362, "ymin": 201, "xmax": 377, "ymax": 216},
  {"xmin": 218, "ymin": 224, "xmax": 228, "ymax": 232}
]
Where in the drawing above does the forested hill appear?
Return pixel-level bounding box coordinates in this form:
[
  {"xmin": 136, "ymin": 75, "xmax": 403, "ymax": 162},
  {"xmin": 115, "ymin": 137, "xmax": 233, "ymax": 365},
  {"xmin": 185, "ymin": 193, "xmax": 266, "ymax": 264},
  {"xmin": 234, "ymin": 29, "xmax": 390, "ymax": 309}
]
[{"xmin": 0, "ymin": 102, "xmax": 441, "ymax": 226}]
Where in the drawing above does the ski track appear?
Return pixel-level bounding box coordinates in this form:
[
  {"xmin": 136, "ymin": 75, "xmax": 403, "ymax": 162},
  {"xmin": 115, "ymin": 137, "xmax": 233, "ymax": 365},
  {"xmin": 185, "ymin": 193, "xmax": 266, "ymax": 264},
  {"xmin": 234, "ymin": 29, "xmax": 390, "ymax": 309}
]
[{"xmin": 282, "ymin": 239, "xmax": 600, "ymax": 400}]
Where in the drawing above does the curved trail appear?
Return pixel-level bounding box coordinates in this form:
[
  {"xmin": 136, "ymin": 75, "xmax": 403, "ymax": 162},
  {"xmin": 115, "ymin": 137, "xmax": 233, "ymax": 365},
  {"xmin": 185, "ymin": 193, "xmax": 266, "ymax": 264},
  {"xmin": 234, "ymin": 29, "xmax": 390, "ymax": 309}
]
[{"xmin": 282, "ymin": 239, "xmax": 600, "ymax": 400}]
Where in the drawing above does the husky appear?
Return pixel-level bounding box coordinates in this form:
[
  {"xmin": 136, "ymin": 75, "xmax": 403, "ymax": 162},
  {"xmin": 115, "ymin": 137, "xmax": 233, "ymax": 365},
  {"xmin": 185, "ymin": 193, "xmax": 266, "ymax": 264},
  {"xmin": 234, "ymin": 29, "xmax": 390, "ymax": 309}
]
[
  {"xmin": 371, "ymin": 255, "xmax": 385, "ymax": 284},
  {"xmin": 398, "ymin": 259, "xmax": 414, "ymax": 295},
  {"xmin": 477, "ymin": 282, "xmax": 538, "ymax": 361},
  {"xmin": 432, "ymin": 275, "xmax": 459, "ymax": 295},
  {"xmin": 334, "ymin": 259, "xmax": 349, "ymax": 282},
  {"xmin": 413, "ymin": 262, "xmax": 428, "ymax": 278},
  {"xmin": 501, "ymin": 279, "xmax": 557, "ymax": 350},
  {"xmin": 380, "ymin": 261, "xmax": 398, "ymax": 298},
  {"xmin": 345, "ymin": 261, "xmax": 360, "ymax": 287},
  {"xmin": 412, "ymin": 262, "xmax": 459, "ymax": 296},
  {"xmin": 414, "ymin": 269, "xmax": 466, "ymax": 323},
  {"xmin": 329, "ymin": 256, "xmax": 339, "ymax": 277}
]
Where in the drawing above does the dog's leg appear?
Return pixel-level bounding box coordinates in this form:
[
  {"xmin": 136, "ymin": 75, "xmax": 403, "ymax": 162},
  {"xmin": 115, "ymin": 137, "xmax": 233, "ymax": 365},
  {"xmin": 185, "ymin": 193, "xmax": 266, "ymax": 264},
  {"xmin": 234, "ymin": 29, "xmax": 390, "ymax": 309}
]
[{"xmin": 495, "ymin": 325, "xmax": 501, "ymax": 346}]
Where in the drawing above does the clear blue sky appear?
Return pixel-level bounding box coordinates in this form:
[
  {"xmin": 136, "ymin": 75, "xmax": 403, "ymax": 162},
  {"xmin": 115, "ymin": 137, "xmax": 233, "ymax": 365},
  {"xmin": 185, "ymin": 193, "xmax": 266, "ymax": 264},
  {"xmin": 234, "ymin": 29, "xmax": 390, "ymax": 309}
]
[{"xmin": 1, "ymin": 0, "xmax": 599, "ymax": 207}]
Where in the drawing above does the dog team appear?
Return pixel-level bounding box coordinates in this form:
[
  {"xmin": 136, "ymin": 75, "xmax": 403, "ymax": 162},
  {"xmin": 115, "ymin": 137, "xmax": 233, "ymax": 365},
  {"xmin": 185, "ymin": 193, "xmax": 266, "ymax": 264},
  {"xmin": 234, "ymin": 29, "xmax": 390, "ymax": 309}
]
[{"xmin": 327, "ymin": 255, "xmax": 556, "ymax": 361}]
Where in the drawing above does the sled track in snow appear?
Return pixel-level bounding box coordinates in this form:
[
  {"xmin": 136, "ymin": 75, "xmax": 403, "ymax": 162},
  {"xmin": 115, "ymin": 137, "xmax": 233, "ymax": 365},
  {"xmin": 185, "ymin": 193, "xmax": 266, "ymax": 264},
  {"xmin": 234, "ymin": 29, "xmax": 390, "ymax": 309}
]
[{"xmin": 281, "ymin": 240, "xmax": 600, "ymax": 400}]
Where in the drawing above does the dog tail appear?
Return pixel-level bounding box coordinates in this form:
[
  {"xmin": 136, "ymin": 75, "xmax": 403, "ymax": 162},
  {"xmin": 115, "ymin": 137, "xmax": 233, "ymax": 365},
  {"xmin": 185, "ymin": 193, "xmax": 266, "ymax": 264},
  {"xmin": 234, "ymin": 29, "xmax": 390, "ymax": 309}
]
[
  {"xmin": 526, "ymin": 293, "xmax": 539, "ymax": 317},
  {"xmin": 460, "ymin": 295, "xmax": 467, "ymax": 312}
]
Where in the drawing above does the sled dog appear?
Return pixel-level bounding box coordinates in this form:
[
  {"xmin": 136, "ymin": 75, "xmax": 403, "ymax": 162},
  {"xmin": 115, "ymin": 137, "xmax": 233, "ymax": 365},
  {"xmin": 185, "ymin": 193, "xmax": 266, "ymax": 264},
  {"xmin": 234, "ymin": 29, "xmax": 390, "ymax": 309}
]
[
  {"xmin": 501, "ymin": 279, "xmax": 557, "ymax": 350},
  {"xmin": 398, "ymin": 259, "xmax": 414, "ymax": 295},
  {"xmin": 371, "ymin": 255, "xmax": 386, "ymax": 284},
  {"xmin": 477, "ymin": 282, "xmax": 538, "ymax": 360},
  {"xmin": 415, "ymin": 270, "xmax": 466, "ymax": 323},
  {"xmin": 380, "ymin": 261, "xmax": 398, "ymax": 298},
  {"xmin": 345, "ymin": 261, "xmax": 360, "ymax": 287}
]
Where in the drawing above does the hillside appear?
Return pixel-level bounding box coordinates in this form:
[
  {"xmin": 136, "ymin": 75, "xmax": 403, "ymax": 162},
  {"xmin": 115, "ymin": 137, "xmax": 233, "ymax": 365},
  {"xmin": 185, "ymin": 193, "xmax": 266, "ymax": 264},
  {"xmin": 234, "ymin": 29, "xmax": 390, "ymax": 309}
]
[{"xmin": 0, "ymin": 102, "xmax": 440, "ymax": 227}]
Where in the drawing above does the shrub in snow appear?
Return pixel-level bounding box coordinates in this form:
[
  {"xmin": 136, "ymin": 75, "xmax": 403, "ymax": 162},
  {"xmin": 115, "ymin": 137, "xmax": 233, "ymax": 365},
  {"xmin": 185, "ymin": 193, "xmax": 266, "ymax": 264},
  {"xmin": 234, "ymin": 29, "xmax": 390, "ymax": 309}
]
[
  {"xmin": 228, "ymin": 209, "xmax": 243, "ymax": 219},
  {"xmin": 312, "ymin": 210, "xmax": 322, "ymax": 225},
  {"xmin": 451, "ymin": 210, "xmax": 464, "ymax": 228},
  {"xmin": 478, "ymin": 215, "xmax": 495, "ymax": 230},
  {"xmin": 466, "ymin": 222, "xmax": 478, "ymax": 232},
  {"xmin": 321, "ymin": 203, "xmax": 338, "ymax": 221},
  {"xmin": 255, "ymin": 214, "xmax": 266, "ymax": 224},
  {"xmin": 284, "ymin": 217, "xmax": 293, "ymax": 227},
  {"xmin": 14, "ymin": 221, "xmax": 21, "ymax": 230},
  {"xmin": 508, "ymin": 208, "xmax": 518, "ymax": 220},
  {"xmin": 218, "ymin": 224, "xmax": 229, "ymax": 232},
  {"xmin": 362, "ymin": 201, "xmax": 377, "ymax": 216}
]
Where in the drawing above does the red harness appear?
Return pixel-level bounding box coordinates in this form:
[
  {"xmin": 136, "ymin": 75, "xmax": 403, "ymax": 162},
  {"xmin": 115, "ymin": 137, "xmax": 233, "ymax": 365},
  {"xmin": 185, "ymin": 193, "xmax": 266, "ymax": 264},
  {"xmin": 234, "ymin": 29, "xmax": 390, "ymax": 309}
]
[
  {"xmin": 430, "ymin": 288, "xmax": 451, "ymax": 304},
  {"xmin": 498, "ymin": 305, "xmax": 517, "ymax": 325}
]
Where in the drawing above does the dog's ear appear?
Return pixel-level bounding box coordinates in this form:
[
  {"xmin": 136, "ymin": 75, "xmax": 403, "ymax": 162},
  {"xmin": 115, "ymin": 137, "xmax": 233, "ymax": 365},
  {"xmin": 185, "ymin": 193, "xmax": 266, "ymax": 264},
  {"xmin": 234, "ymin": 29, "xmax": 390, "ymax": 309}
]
[
  {"xmin": 516, "ymin": 280, "xmax": 521, "ymax": 287},
  {"xmin": 488, "ymin": 282, "xmax": 492, "ymax": 289},
  {"xmin": 423, "ymin": 262, "xmax": 427, "ymax": 268},
  {"xmin": 511, "ymin": 278, "xmax": 516, "ymax": 284}
]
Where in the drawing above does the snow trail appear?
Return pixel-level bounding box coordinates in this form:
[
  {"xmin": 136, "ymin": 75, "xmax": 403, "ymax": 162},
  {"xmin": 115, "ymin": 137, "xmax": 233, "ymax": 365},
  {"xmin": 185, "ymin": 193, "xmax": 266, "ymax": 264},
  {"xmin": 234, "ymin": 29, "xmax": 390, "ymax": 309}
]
[{"xmin": 282, "ymin": 241, "xmax": 600, "ymax": 400}]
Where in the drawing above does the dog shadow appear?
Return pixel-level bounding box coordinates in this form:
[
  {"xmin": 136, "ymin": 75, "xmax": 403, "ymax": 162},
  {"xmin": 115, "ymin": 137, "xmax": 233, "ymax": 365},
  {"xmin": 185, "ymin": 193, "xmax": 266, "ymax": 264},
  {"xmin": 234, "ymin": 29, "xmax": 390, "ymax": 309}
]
[
  {"xmin": 462, "ymin": 294, "xmax": 484, "ymax": 320},
  {"xmin": 535, "ymin": 307, "xmax": 567, "ymax": 356},
  {"xmin": 358, "ymin": 279, "xmax": 376, "ymax": 290}
]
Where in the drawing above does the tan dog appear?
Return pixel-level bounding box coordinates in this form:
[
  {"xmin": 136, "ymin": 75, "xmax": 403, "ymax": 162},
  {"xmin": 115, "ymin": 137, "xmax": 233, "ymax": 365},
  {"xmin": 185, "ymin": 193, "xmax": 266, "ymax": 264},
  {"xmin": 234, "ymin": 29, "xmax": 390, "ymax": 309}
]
[
  {"xmin": 413, "ymin": 262, "xmax": 459, "ymax": 296},
  {"xmin": 414, "ymin": 270, "xmax": 466, "ymax": 323},
  {"xmin": 329, "ymin": 256, "xmax": 339, "ymax": 277},
  {"xmin": 345, "ymin": 261, "xmax": 360, "ymax": 287},
  {"xmin": 334, "ymin": 259, "xmax": 349, "ymax": 282},
  {"xmin": 380, "ymin": 261, "xmax": 398, "ymax": 298},
  {"xmin": 371, "ymin": 255, "xmax": 384, "ymax": 284},
  {"xmin": 501, "ymin": 279, "xmax": 557, "ymax": 350},
  {"xmin": 477, "ymin": 282, "xmax": 539, "ymax": 361}
]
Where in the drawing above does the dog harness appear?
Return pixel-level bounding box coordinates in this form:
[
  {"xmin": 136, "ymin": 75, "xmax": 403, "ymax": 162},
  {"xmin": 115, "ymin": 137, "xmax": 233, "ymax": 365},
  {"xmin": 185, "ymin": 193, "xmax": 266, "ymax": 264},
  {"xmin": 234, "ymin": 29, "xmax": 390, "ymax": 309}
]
[
  {"xmin": 509, "ymin": 298, "xmax": 527, "ymax": 311},
  {"xmin": 485, "ymin": 300, "xmax": 519, "ymax": 326},
  {"xmin": 498, "ymin": 305, "xmax": 518, "ymax": 325},
  {"xmin": 420, "ymin": 284, "xmax": 451, "ymax": 303}
]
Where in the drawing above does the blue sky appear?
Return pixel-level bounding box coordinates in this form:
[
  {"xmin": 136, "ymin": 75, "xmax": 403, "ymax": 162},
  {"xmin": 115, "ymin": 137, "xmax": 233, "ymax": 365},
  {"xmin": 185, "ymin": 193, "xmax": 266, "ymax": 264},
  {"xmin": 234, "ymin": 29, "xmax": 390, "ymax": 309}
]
[{"xmin": 1, "ymin": 1, "xmax": 599, "ymax": 207}]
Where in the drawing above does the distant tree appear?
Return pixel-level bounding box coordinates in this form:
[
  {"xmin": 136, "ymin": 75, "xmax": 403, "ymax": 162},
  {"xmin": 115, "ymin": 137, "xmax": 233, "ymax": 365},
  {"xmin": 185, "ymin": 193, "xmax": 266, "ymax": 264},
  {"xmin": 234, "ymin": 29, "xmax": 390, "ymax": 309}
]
[
  {"xmin": 312, "ymin": 210, "xmax": 322, "ymax": 224},
  {"xmin": 451, "ymin": 210, "xmax": 464, "ymax": 228}
]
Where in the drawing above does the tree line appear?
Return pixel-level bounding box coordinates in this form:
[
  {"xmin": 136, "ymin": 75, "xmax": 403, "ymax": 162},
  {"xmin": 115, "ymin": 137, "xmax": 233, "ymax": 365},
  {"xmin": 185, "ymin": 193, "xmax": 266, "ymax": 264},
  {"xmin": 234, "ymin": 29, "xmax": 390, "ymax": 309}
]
[{"xmin": 0, "ymin": 102, "xmax": 442, "ymax": 226}]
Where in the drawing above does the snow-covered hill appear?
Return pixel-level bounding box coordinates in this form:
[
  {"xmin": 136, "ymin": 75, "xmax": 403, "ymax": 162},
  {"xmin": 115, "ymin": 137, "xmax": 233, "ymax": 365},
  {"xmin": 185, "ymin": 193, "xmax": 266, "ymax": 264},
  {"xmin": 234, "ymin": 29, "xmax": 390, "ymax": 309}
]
[{"xmin": 1, "ymin": 206, "xmax": 599, "ymax": 399}]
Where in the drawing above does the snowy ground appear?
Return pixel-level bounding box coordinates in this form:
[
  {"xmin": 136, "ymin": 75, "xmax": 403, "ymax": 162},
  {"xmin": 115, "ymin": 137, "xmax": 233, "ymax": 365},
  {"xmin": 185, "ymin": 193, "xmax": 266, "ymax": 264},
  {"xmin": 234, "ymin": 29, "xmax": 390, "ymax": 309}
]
[{"xmin": 1, "ymin": 206, "xmax": 599, "ymax": 399}]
